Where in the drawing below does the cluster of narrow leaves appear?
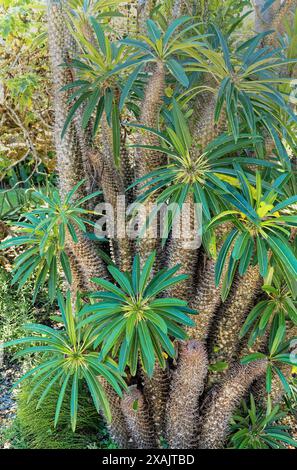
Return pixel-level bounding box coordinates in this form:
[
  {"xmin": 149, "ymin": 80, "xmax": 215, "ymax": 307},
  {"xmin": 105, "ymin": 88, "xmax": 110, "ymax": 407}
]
[
  {"xmin": 229, "ymin": 394, "xmax": 297, "ymax": 449},
  {"xmin": 208, "ymin": 172, "xmax": 297, "ymax": 299},
  {"xmin": 187, "ymin": 26, "xmax": 297, "ymax": 156},
  {"xmin": 0, "ymin": 182, "xmax": 101, "ymax": 301},
  {"xmin": 0, "ymin": 291, "xmax": 126, "ymax": 431},
  {"xmin": 81, "ymin": 251, "xmax": 197, "ymax": 376},
  {"xmin": 130, "ymin": 100, "xmax": 272, "ymax": 237},
  {"xmin": 242, "ymin": 323, "xmax": 296, "ymax": 397},
  {"xmin": 240, "ymin": 266, "xmax": 297, "ymax": 347},
  {"xmin": 62, "ymin": 16, "xmax": 205, "ymax": 165}
]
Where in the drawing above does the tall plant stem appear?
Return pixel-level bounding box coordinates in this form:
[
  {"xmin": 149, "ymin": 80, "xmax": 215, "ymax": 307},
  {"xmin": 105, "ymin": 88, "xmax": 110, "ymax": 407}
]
[
  {"xmin": 166, "ymin": 340, "xmax": 208, "ymax": 448},
  {"xmin": 198, "ymin": 360, "xmax": 267, "ymax": 449},
  {"xmin": 121, "ymin": 385, "xmax": 157, "ymax": 449}
]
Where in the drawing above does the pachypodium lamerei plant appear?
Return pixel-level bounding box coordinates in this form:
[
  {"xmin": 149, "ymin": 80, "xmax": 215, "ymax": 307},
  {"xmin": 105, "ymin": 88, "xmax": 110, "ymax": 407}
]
[
  {"xmin": 228, "ymin": 394, "xmax": 297, "ymax": 449},
  {"xmin": 0, "ymin": 181, "xmax": 102, "ymax": 301},
  {"xmin": 2, "ymin": 0, "xmax": 297, "ymax": 450},
  {"xmin": 2, "ymin": 290, "xmax": 127, "ymax": 432}
]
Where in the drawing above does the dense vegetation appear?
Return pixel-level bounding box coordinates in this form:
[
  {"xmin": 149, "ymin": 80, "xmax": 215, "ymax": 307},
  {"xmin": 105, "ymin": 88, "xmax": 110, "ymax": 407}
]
[{"xmin": 1, "ymin": 0, "xmax": 297, "ymax": 450}]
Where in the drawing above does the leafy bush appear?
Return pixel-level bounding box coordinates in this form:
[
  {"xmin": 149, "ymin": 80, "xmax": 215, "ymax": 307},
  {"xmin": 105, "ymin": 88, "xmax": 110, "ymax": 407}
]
[
  {"xmin": 3, "ymin": 291, "xmax": 127, "ymax": 431},
  {"xmin": 13, "ymin": 379, "xmax": 114, "ymax": 449},
  {"xmin": 0, "ymin": 182, "xmax": 101, "ymax": 302},
  {"xmin": 0, "ymin": 267, "xmax": 52, "ymax": 353},
  {"xmin": 228, "ymin": 394, "xmax": 297, "ymax": 449}
]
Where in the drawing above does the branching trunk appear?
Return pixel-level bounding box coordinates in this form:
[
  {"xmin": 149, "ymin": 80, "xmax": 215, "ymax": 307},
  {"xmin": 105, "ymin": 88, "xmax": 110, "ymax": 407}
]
[{"xmin": 142, "ymin": 362, "xmax": 171, "ymax": 442}]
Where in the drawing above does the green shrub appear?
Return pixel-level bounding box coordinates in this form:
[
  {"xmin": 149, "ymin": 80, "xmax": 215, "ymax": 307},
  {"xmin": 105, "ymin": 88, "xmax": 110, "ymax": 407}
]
[
  {"xmin": 0, "ymin": 267, "xmax": 52, "ymax": 354},
  {"xmin": 15, "ymin": 379, "xmax": 116, "ymax": 449}
]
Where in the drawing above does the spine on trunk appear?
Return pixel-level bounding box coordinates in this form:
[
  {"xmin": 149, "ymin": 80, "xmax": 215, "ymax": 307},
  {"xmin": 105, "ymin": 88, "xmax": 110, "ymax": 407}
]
[
  {"xmin": 192, "ymin": 94, "xmax": 226, "ymax": 151},
  {"xmin": 121, "ymin": 385, "xmax": 157, "ymax": 449},
  {"xmin": 189, "ymin": 224, "xmax": 231, "ymax": 341},
  {"xmin": 209, "ymin": 265, "xmax": 261, "ymax": 367},
  {"xmin": 136, "ymin": 61, "xmax": 166, "ymax": 266},
  {"xmin": 267, "ymin": 0, "xmax": 297, "ymax": 46},
  {"xmin": 142, "ymin": 362, "xmax": 171, "ymax": 442},
  {"xmin": 165, "ymin": 195, "xmax": 199, "ymax": 301},
  {"xmin": 98, "ymin": 117, "xmax": 132, "ymax": 271},
  {"xmin": 198, "ymin": 360, "xmax": 267, "ymax": 449},
  {"xmin": 166, "ymin": 340, "xmax": 208, "ymax": 448},
  {"xmin": 137, "ymin": 0, "xmax": 155, "ymax": 35},
  {"xmin": 252, "ymin": 324, "xmax": 297, "ymax": 407},
  {"xmin": 98, "ymin": 377, "xmax": 131, "ymax": 449}
]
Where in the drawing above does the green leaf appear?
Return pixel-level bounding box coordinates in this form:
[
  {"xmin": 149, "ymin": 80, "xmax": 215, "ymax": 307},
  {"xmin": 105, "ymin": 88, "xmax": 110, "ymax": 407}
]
[
  {"xmin": 215, "ymin": 229, "xmax": 238, "ymax": 286},
  {"xmin": 270, "ymin": 325, "xmax": 286, "ymax": 356},
  {"xmin": 92, "ymin": 95, "xmax": 105, "ymax": 137},
  {"xmin": 119, "ymin": 64, "xmax": 143, "ymax": 111},
  {"xmin": 54, "ymin": 373, "xmax": 71, "ymax": 428},
  {"xmin": 139, "ymin": 252, "xmax": 155, "ymax": 294},
  {"xmin": 61, "ymin": 93, "xmax": 90, "ymax": 138},
  {"xmin": 48, "ymin": 257, "xmax": 57, "ymax": 303},
  {"xmin": 108, "ymin": 266, "xmax": 134, "ymax": 297},
  {"xmin": 268, "ymin": 236, "xmax": 297, "ymax": 278},
  {"xmin": 166, "ymin": 59, "xmax": 189, "ymax": 87},
  {"xmin": 60, "ymin": 251, "xmax": 72, "ymax": 284},
  {"xmin": 70, "ymin": 372, "xmax": 79, "ymax": 432},
  {"xmin": 90, "ymin": 17, "xmax": 106, "ymax": 54},
  {"xmin": 138, "ymin": 320, "xmax": 155, "ymax": 376},
  {"xmin": 256, "ymin": 236, "xmax": 268, "ymax": 277}
]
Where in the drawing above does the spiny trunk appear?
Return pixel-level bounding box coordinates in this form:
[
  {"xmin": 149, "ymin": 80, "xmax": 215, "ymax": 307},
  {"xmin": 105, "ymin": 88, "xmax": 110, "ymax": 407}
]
[
  {"xmin": 121, "ymin": 385, "xmax": 157, "ymax": 449},
  {"xmin": 98, "ymin": 377, "xmax": 131, "ymax": 449},
  {"xmin": 281, "ymin": 414, "xmax": 297, "ymax": 443},
  {"xmin": 136, "ymin": 61, "xmax": 166, "ymax": 179},
  {"xmin": 192, "ymin": 93, "xmax": 226, "ymax": 151},
  {"xmin": 141, "ymin": 362, "xmax": 171, "ymax": 442},
  {"xmin": 166, "ymin": 340, "xmax": 208, "ymax": 449},
  {"xmin": 48, "ymin": 0, "xmax": 108, "ymax": 286},
  {"xmin": 266, "ymin": 0, "xmax": 297, "ymax": 46},
  {"xmin": 209, "ymin": 265, "xmax": 261, "ymax": 366},
  {"xmin": 120, "ymin": 132, "xmax": 135, "ymax": 204},
  {"xmin": 0, "ymin": 221, "xmax": 10, "ymax": 241},
  {"xmin": 198, "ymin": 360, "xmax": 267, "ymax": 449},
  {"xmin": 165, "ymin": 195, "xmax": 200, "ymax": 300},
  {"xmin": 136, "ymin": 61, "xmax": 166, "ymax": 267},
  {"xmin": 189, "ymin": 224, "xmax": 231, "ymax": 341},
  {"xmin": 98, "ymin": 118, "xmax": 132, "ymax": 271},
  {"xmin": 137, "ymin": 0, "xmax": 155, "ymax": 35}
]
